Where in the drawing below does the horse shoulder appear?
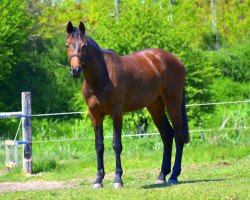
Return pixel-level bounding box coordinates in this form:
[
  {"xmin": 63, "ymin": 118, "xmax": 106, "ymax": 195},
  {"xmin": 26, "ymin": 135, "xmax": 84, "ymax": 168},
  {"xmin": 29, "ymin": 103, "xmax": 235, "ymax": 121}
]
[{"xmin": 82, "ymin": 81, "xmax": 118, "ymax": 115}]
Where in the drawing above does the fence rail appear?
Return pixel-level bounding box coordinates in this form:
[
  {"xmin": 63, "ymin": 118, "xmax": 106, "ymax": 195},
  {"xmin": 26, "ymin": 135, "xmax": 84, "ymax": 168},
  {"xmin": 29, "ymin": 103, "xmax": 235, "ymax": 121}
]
[
  {"xmin": 0, "ymin": 126, "xmax": 249, "ymax": 145},
  {"xmin": 1, "ymin": 100, "xmax": 249, "ymax": 119},
  {"xmin": 185, "ymin": 100, "xmax": 250, "ymax": 107},
  {"xmin": 5, "ymin": 126, "xmax": 248, "ymax": 144},
  {"xmin": 0, "ymin": 112, "xmax": 21, "ymax": 119},
  {"xmin": 26, "ymin": 99, "xmax": 250, "ymax": 117}
]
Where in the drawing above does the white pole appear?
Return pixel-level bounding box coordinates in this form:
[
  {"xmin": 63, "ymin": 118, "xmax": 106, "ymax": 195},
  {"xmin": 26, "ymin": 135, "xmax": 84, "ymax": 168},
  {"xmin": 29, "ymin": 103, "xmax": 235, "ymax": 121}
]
[
  {"xmin": 22, "ymin": 92, "xmax": 32, "ymax": 174},
  {"xmin": 14, "ymin": 141, "xmax": 18, "ymax": 167}
]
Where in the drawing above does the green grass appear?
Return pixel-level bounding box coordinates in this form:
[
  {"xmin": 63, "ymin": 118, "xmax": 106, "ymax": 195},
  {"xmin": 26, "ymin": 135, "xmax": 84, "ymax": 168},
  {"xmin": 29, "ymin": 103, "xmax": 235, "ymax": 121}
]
[
  {"xmin": 1, "ymin": 133, "xmax": 249, "ymax": 181},
  {"xmin": 0, "ymin": 131, "xmax": 249, "ymax": 199},
  {"xmin": 0, "ymin": 159, "xmax": 249, "ymax": 199}
]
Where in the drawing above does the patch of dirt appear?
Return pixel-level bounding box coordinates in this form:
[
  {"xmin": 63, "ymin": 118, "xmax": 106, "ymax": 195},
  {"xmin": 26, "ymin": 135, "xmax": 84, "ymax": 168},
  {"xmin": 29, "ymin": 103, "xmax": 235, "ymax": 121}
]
[
  {"xmin": 215, "ymin": 161, "xmax": 230, "ymax": 166},
  {"xmin": 0, "ymin": 179, "xmax": 81, "ymax": 192},
  {"xmin": 182, "ymin": 161, "xmax": 232, "ymax": 171}
]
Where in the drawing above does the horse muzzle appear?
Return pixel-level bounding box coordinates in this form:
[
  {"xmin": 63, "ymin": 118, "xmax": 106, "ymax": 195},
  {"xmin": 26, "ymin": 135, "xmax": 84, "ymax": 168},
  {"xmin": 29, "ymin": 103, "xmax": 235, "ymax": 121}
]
[{"xmin": 70, "ymin": 66, "xmax": 82, "ymax": 78}]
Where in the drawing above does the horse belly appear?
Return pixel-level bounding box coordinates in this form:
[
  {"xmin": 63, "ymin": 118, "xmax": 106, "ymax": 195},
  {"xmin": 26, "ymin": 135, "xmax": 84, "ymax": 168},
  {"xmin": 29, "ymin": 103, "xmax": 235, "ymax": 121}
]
[{"xmin": 123, "ymin": 80, "xmax": 161, "ymax": 112}]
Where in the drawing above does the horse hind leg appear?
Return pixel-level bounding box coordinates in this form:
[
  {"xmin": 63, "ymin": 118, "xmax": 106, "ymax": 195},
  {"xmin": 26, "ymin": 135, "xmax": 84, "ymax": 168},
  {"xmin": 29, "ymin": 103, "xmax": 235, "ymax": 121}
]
[
  {"xmin": 161, "ymin": 91, "xmax": 188, "ymax": 185},
  {"xmin": 146, "ymin": 97, "xmax": 174, "ymax": 184}
]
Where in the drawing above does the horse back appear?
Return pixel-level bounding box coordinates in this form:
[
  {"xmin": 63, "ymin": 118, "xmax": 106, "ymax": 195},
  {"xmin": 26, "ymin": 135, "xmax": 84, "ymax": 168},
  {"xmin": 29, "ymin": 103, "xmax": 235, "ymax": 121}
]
[{"xmin": 102, "ymin": 48, "xmax": 185, "ymax": 112}]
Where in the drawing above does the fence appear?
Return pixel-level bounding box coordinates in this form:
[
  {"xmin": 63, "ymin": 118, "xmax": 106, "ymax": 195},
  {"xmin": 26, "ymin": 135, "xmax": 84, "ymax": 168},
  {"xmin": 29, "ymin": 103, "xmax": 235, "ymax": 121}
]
[
  {"xmin": 0, "ymin": 92, "xmax": 249, "ymax": 174},
  {"xmin": 0, "ymin": 92, "xmax": 32, "ymax": 174}
]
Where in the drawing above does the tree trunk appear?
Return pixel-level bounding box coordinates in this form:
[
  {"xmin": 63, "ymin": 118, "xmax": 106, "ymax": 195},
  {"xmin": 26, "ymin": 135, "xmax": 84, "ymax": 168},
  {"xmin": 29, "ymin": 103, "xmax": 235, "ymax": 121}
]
[
  {"xmin": 115, "ymin": 0, "xmax": 120, "ymax": 20},
  {"xmin": 210, "ymin": 0, "xmax": 219, "ymax": 50},
  {"xmin": 169, "ymin": 0, "xmax": 174, "ymax": 22}
]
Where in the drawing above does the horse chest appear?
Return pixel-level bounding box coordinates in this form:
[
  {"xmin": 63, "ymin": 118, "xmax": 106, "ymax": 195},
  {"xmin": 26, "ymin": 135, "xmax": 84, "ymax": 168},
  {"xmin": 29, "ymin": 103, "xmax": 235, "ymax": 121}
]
[{"xmin": 84, "ymin": 93, "xmax": 110, "ymax": 115}]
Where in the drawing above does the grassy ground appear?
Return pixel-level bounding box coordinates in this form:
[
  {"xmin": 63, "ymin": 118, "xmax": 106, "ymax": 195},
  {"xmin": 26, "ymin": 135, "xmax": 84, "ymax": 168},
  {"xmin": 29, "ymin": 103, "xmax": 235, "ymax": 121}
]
[
  {"xmin": 0, "ymin": 160, "xmax": 250, "ymax": 199},
  {"xmin": 0, "ymin": 159, "xmax": 249, "ymax": 199},
  {"xmin": 0, "ymin": 132, "xmax": 249, "ymax": 199}
]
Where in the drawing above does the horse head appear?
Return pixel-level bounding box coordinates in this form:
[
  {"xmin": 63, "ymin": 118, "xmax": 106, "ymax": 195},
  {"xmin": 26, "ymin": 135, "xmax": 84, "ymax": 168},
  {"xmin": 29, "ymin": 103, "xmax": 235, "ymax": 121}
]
[{"xmin": 66, "ymin": 21, "xmax": 88, "ymax": 78}]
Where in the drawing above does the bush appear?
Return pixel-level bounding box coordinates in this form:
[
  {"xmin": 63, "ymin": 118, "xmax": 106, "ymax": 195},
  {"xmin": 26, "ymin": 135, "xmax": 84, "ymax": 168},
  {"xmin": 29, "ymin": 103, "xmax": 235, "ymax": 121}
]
[{"xmin": 209, "ymin": 42, "xmax": 250, "ymax": 82}]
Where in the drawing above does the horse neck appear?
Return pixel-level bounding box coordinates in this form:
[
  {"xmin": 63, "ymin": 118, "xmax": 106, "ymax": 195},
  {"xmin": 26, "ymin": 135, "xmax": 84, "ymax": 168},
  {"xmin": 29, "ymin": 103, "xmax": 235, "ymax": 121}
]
[{"xmin": 84, "ymin": 39, "xmax": 109, "ymax": 90}]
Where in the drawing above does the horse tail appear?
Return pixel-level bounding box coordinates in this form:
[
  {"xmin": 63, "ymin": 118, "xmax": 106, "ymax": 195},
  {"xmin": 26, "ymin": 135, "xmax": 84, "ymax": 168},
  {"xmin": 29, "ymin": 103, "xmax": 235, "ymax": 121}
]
[{"xmin": 182, "ymin": 91, "xmax": 190, "ymax": 144}]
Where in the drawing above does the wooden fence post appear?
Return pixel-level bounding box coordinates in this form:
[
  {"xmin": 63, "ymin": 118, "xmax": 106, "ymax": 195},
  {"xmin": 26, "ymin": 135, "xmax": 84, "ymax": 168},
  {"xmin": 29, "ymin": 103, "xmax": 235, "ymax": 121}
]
[{"xmin": 22, "ymin": 92, "xmax": 32, "ymax": 174}]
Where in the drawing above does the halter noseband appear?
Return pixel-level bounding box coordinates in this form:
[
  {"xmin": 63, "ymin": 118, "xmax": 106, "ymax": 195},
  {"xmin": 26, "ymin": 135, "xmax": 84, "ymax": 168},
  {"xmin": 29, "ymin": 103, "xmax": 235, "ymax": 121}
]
[{"xmin": 68, "ymin": 44, "xmax": 88, "ymax": 70}]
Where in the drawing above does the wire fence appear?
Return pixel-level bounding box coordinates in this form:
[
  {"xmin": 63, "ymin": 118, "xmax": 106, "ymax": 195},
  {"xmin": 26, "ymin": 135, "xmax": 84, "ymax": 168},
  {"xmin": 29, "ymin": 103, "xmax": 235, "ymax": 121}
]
[
  {"xmin": 0, "ymin": 99, "xmax": 249, "ymax": 145},
  {"xmin": 29, "ymin": 99, "xmax": 250, "ymax": 118},
  {"xmin": 0, "ymin": 127, "xmax": 248, "ymax": 146},
  {"xmin": 28, "ymin": 126, "xmax": 249, "ymax": 144},
  {"xmin": 185, "ymin": 100, "xmax": 250, "ymax": 107},
  {"xmin": 1, "ymin": 100, "xmax": 249, "ymax": 119}
]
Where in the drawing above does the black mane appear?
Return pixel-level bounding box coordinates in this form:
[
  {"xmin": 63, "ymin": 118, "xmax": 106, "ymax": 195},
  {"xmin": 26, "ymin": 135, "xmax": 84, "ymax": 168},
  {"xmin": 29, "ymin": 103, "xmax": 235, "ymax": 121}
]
[{"xmin": 87, "ymin": 36, "xmax": 101, "ymax": 50}]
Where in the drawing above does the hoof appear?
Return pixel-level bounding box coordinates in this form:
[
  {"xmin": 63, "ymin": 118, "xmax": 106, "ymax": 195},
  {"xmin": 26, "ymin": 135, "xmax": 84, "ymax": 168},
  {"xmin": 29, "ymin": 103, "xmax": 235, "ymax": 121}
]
[
  {"xmin": 93, "ymin": 183, "xmax": 103, "ymax": 189},
  {"xmin": 114, "ymin": 182, "xmax": 123, "ymax": 189},
  {"xmin": 167, "ymin": 179, "xmax": 179, "ymax": 186},
  {"xmin": 155, "ymin": 179, "xmax": 166, "ymax": 185}
]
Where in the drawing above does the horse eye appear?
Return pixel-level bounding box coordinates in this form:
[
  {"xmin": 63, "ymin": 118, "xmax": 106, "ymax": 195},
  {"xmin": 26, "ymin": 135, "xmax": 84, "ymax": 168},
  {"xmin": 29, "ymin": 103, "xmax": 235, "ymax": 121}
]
[{"xmin": 66, "ymin": 44, "xmax": 69, "ymax": 48}]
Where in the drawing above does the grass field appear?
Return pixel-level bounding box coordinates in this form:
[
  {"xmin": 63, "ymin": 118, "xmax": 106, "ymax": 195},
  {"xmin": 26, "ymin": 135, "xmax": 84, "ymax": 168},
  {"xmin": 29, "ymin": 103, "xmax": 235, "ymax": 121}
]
[
  {"xmin": 1, "ymin": 159, "xmax": 249, "ymax": 200},
  {"xmin": 0, "ymin": 131, "xmax": 249, "ymax": 199}
]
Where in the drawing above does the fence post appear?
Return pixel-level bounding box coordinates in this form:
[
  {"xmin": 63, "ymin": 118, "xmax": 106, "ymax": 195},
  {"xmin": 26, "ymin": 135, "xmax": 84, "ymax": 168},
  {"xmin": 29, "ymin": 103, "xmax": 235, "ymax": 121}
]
[{"xmin": 22, "ymin": 92, "xmax": 32, "ymax": 174}]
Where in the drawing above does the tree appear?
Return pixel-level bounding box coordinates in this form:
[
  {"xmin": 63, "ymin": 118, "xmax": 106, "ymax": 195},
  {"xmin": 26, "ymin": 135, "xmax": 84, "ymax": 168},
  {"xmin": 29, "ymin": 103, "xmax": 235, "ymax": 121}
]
[{"xmin": 0, "ymin": 0, "xmax": 33, "ymax": 110}]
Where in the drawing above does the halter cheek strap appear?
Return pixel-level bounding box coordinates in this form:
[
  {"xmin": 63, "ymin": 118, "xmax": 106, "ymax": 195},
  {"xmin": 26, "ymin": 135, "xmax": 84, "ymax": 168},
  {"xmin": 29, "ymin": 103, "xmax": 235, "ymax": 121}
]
[{"xmin": 68, "ymin": 44, "xmax": 88, "ymax": 69}]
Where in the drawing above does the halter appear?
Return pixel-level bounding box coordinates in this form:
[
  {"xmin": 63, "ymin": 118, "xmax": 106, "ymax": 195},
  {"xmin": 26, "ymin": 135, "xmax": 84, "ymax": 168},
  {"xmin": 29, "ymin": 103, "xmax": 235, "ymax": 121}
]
[{"xmin": 68, "ymin": 44, "xmax": 88, "ymax": 70}]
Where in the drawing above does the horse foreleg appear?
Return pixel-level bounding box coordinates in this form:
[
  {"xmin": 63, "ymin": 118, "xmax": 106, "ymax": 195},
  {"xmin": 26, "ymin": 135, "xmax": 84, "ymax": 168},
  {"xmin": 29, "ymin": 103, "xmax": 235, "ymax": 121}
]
[
  {"xmin": 89, "ymin": 111, "xmax": 105, "ymax": 189},
  {"xmin": 112, "ymin": 112, "xmax": 123, "ymax": 189}
]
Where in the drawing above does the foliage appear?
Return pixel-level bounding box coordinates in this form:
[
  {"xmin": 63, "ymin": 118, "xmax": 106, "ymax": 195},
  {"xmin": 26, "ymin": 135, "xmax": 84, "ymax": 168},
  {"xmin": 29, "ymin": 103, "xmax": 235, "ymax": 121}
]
[
  {"xmin": 0, "ymin": 0, "xmax": 33, "ymax": 79},
  {"xmin": 199, "ymin": 77, "xmax": 250, "ymax": 129},
  {"xmin": 0, "ymin": 0, "xmax": 249, "ymax": 138},
  {"xmin": 0, "ymin": 3, "xmax": 249, "ymax": 198},
  {"xmin": 209, "ymin": 41, "xmax": 250, "ymax": 82},
  {"xmin": 210, "ymin": 77, "xmax": 250, "ymax": 102},
  {"xmin": 0, "ymin": 0, "xmax": 33, "ymax": 110}
]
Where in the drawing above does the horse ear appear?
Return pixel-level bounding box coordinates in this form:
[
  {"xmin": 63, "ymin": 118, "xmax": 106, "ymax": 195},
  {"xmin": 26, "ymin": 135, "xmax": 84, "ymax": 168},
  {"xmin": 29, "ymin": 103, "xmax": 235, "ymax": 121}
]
[
  {"xmin": 66, "ymin": 21, "xmax": 74, "ymax": 33},
  {"xmin": 79, "ymin": 22, "xmax": 85, "ymax": 34}
]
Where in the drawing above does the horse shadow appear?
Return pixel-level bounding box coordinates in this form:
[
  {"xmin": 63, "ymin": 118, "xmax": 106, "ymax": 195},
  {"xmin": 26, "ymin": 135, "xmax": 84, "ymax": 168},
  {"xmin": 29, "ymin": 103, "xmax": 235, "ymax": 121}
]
[{"xmin": 142, "ymin": 178, "xmax": 226, "ymax": 189}]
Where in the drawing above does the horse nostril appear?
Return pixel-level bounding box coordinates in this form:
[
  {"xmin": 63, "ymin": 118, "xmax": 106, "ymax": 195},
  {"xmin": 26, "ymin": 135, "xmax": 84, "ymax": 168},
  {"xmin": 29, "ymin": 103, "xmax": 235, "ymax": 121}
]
[
  {"xmin": 70, "ymin": 66, "xmax": 82, "ymax": 78},
  {"xmin": 76, "ymin": 67, "xmax": 82, "ymax": 73},
  {"xmin": 70, "ymin": 67, "xmax": 81, "ymax": 73}
]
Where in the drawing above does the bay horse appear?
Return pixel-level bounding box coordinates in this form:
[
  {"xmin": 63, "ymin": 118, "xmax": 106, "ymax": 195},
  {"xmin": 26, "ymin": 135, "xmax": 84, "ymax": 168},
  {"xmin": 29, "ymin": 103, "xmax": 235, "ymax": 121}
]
[{"xmin": 66, "ymin": 21, "xmax": 189, "ymax": 189}]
